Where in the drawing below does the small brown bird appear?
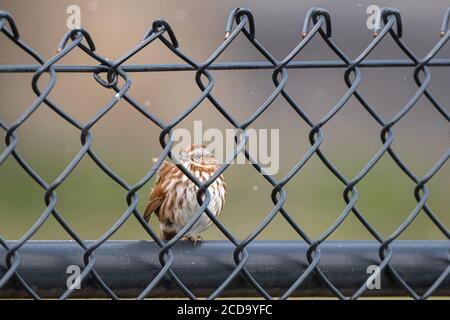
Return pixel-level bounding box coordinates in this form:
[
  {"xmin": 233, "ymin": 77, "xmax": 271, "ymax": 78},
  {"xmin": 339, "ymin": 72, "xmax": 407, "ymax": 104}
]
[{"xmin": 144, "ymin": 144, "xmax": 226, "ymax": 241}]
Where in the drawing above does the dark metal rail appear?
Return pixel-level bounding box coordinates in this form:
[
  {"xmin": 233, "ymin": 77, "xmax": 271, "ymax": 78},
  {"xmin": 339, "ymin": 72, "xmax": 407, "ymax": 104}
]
[
  {"xmin": 1, "ymin": 59, "xmax": 450, "ymax": 73},
  {"xmin": 0, "ymin": 241, "xmax": 449, "ymax": 298}
]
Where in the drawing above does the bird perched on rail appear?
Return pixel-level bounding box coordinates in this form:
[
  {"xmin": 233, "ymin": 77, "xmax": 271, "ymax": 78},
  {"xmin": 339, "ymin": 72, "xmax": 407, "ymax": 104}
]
[{"xmin": 144, "ymin": 144, "xmax": 226, "ymax": 242}]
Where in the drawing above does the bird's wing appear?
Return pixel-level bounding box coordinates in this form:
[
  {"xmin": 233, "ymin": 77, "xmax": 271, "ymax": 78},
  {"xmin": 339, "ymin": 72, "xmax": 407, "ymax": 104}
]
[
  {"xmin": 144, "ymin": 197, "xmax": 163, "ymax": 222},
  {"xmin": 143, "ymin": 161, "xmax": 172, "ymax": 222}
]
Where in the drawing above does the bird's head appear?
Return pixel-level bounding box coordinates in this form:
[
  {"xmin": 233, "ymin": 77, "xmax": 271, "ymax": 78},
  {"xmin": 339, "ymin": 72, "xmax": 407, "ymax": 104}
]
[{"xmin": 179, "ymin": 144, "xmax": 218, "ymax": 167}]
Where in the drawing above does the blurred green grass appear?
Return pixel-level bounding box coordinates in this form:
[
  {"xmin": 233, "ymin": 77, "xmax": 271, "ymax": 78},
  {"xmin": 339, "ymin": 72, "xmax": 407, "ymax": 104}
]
[{"xmin": 0, "ymin": 146, "xmax": 448, "ymax": 241}]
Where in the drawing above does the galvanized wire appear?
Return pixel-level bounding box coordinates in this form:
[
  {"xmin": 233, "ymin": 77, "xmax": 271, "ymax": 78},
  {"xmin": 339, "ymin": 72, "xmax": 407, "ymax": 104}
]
[{"xmin": 0, "ymin": 7, "xmax": 449, "ymax": 300}]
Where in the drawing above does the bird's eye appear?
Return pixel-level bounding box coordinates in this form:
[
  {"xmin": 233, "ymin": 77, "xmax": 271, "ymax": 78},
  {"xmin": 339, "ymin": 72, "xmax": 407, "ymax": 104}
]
[{"xmin": 192, "ymin": 152, "xmax": 202, "ymax": 159}]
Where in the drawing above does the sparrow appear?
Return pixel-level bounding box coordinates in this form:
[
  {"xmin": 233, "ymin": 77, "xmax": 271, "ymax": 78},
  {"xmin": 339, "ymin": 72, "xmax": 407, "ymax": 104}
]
[{"xmin": 144, "ymin": 144, "xmax": 226, "ymax": 242}]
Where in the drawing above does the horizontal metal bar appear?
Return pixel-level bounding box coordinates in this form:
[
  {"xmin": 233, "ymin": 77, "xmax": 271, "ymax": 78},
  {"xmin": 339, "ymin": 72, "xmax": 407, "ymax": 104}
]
[
  {"xmin": 1, "ymin": 58, "xmax": 450, "ymax": 73},
  {"xmin": 0, "ymin": 240, "xmax": 448, "ymax": 298}
]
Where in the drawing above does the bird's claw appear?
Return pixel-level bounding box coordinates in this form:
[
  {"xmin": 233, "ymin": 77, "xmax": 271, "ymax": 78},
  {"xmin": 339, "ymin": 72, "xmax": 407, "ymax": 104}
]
[{"xmin": 181, "ymin": 235, "xmax": 203, "ymax": 245}]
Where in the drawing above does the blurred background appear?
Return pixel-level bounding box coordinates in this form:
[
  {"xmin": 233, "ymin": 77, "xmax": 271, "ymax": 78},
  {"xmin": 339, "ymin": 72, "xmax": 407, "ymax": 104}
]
[{"xmin": 0, "ymin": 0, "xmax": 448, "ymax": 241}]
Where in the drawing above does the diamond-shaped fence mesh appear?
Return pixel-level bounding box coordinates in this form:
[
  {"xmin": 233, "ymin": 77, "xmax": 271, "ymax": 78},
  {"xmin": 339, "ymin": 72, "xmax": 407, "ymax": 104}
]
[{"xmin": 0, "ymin": 7, "xmax": 449, "ymax": 299}]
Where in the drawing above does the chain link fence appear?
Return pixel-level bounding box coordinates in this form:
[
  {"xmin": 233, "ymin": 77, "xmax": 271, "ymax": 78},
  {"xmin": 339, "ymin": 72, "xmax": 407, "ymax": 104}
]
[{"xmin": 0, "ymin": 7, "xmax": 449, "ymax": 299}]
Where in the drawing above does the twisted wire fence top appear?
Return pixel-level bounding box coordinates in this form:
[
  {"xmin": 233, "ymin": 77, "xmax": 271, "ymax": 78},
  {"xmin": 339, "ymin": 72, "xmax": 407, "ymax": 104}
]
[{"xmin": 0, "ymin": 7, "xmax": 449, "ymax": 299}]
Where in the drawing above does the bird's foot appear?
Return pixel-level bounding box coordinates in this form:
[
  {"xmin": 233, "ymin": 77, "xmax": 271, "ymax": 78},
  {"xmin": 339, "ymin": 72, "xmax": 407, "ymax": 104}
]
[{"xmin": 181, "ymin": 235, "xmax": 203, "ymax": 245}]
